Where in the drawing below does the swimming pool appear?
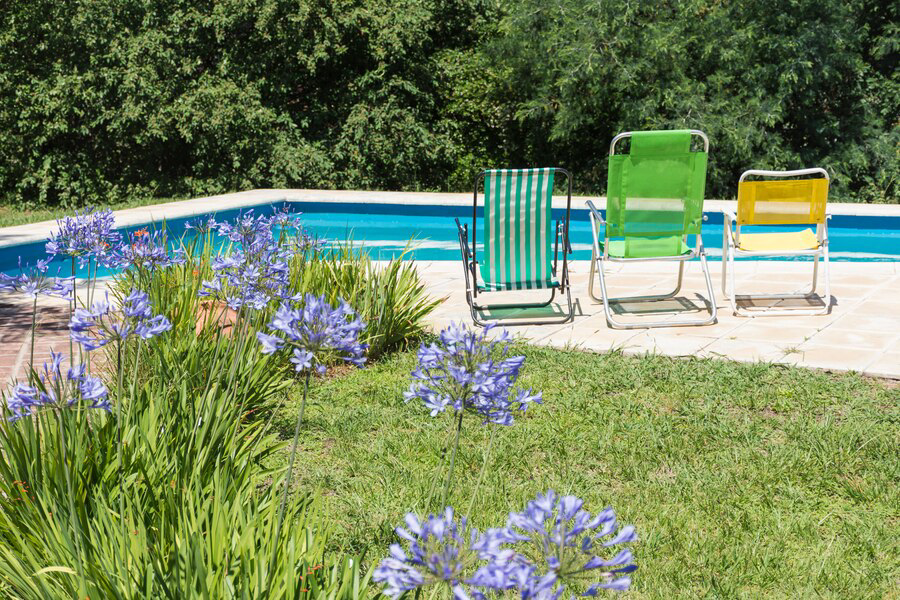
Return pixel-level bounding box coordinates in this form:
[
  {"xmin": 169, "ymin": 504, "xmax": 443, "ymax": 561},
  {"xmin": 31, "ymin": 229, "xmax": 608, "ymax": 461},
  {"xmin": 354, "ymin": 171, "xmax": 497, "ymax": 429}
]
[{"xmin": 1, "ymin": 200, "xmax": 898, "ymax": 277}]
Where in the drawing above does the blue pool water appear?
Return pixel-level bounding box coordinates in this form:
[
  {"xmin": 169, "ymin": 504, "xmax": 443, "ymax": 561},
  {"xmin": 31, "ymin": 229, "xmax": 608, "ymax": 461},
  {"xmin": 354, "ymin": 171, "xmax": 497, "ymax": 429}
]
[{"xmin": 2, "ymin": 201, "xmax": 898, "ymax": 278}]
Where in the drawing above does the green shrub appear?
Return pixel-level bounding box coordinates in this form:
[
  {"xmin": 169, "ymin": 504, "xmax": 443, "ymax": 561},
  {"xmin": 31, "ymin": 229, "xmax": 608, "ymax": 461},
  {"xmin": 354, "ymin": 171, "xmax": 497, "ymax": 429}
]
[
  {"xmin": 289, "ymin": 244, "xmax": 442, "ymax": 359},
  {"xmin": 0, "ymin": 1, "xmax": 894, "ymax": 205}
]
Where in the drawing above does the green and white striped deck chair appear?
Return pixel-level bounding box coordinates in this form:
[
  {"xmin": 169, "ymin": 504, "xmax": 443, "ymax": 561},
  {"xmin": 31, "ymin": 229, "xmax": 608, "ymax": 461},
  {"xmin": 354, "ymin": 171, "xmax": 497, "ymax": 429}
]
[
  {"xmin": 586, "ymin": 130, "xmax": 717, "ymax": 329},
  {"xmin": 455, "ymin": 168, "xmax": 574, "ymax": 326}
]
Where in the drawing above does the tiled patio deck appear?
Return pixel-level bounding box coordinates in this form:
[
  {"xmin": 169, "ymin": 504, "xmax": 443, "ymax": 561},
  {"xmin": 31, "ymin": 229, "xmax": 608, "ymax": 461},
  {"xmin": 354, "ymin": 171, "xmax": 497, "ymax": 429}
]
[
  {"xmin": 0, "ymin": 261, "xmax": 897, "ymax": 383},
  {"xmin": 418, "ymin": 259, "xmax": 900, "ymax": 379}
]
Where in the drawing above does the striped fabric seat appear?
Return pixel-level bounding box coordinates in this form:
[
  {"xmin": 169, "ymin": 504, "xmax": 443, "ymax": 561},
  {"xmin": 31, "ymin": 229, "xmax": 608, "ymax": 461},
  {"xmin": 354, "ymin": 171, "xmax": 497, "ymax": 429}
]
[{"xmin": 479, "ymin": 168, "xmax": 556, "ymax": 292}]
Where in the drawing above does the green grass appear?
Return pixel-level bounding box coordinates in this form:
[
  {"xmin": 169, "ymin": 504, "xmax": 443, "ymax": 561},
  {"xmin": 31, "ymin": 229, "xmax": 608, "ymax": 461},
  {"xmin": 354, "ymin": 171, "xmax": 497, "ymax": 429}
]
[
  {"xmin": 271, "ymin": 345, "xmax": 899, "ymax": 598},
  {"xmin": 0, "ymin": 197, "xmax": 187, "ymax": 227}
]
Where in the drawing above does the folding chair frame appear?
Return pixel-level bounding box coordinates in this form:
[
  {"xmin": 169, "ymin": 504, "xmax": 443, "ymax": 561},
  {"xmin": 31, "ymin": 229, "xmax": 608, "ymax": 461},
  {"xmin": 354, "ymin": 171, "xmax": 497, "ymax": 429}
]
[
  {"xmin": 455, "ymin": 168, "xmax": 574, "ymax": 327},
  {"xmin": 721, "ymin": 168, "xmax": 832, "ymax": 317},
  {"xmin": 586, "ymin": 130, "xmax": 717, "ymax": 329}
]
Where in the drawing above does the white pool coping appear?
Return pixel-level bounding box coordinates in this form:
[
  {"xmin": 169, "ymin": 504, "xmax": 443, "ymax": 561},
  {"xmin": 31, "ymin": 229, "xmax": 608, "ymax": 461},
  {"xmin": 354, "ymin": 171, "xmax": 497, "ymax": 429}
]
[{"xmin": 1, "ymin": 188, "xmax": 898, "ymax": 249}]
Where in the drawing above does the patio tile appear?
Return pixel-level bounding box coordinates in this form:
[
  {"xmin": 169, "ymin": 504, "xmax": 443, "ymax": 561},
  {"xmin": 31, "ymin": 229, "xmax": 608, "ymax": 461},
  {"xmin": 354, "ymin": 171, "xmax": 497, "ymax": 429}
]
[
  {"xmin": 851, "ymin": 300, "xmax": 897, "ymax": 316},
  {"xmin": 790, "ymin": 343, "xmax": 882, "ymax": 373},
  {"xmin": 699, "ymin": 338, "xmax": 793, "ymax": 363},
  {"xmin": 623, "ymin": 333, "xmax": 715, "ymax": 357},
  {"xmin": 804, "ymin": 327, "xmax": 898, "ymax": 351},
  {"xmin": 416, "ymin": 259, "xmax": 900, "ymax": 378},
  {"xmin": 826, "ymin": 314, "xmax": 900, "ymax": 333},
  {"xmin": 863, "ymin": 353, "xmax": 900, "ymax": 379}
]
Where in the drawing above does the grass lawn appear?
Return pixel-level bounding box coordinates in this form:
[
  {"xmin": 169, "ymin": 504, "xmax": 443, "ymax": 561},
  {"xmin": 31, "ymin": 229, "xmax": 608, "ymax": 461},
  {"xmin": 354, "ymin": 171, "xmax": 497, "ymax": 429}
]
[
  {"xmin": 272, "ymin": 344, "xmax": 899, "ymax": 598},
  {"xmin": 0, "ymin": 197, "xmax": 188, "ymax": 227}
]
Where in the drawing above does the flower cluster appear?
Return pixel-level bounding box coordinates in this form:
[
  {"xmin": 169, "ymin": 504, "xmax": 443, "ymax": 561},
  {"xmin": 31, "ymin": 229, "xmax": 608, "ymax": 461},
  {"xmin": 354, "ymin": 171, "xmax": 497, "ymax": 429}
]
[
  {"xmin": 69, "ymin": 290, "xmax": 172, "ymax": 351},
  {"xmin": 375, "ymin": 492, "xmax": 637, "ymax": 599},
  {"xmin": 45, "ymin": 207, "xmax": 121, "ymax": 267},
  {"xmin": 0, "ymin": 259, "xmax": 73, "ymax": 299},
  {"xmin": 106, "ymin": 228, "xmax": 185, "ymax": 271},
  {"xmin": 5, "ymin": 351, "xmax": 109, "ymax": 421},
  {"xmin": 405, "ymin": 323, "xmax": 541, "ymax": 426},
  {"xmin": 375, "ymin": 508, "xmax": 514, "ymax": 600},
  {"xmin": 257, "ymin": 293, "xmax": 367, "ymax": 374},
  {"xmin": 199, "ymin": 210, "xmax": 300, "ymax": 310},
  {"xmin": 185, "ymin": 215, "xmax": 218, "ymax": 235}
]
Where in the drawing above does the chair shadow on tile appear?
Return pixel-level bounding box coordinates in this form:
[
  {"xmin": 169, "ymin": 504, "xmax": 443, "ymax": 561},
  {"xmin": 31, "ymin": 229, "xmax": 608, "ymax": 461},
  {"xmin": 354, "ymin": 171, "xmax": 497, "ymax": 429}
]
[
  {"xmin": 476, "ymin": 298, "xmax": 583, "ymax": 324},
  {"xmin": 608, "ymin": 295, "xmax": 706, "ymax": 317},
  {"xmin": 735, "ymin": 294, "xmax": 835, "ymax": 311}
]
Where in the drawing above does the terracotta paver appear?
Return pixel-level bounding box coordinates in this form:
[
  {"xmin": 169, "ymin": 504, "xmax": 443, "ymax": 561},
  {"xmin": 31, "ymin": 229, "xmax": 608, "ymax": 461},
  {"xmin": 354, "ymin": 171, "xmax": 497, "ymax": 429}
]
[{"xmin": 0, "ymin": 292, "xmax": 93, "ymax": 383}]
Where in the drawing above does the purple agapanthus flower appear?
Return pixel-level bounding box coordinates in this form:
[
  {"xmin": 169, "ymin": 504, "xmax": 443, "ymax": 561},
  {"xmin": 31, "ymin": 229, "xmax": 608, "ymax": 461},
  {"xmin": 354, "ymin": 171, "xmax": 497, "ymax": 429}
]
[
  {"xmin": 198, "ymin": 211, "xmax": 296, "ymax": 310},
  {"xmin": 405, "ymin": 322, "xmax": 541, "ymax": 426},
  {"xmin": 256, "ymin": 293, "xmax": 366, "ymax": 375},
  {"xmin": 185, "ymin": 215, "xmax": 217, "ymax": 235},
  {"xmin": 45, "ymin": 207, "xmax": 121, "ymax": 267},
  {"xmin": 374, "ymin": 508, "xmax": 515, "ymax": 600},
  {"xmin": 503, "ymin": 490, "xmax": 637, "ymax": 596},
  {"xmin": 4, "ymin": 351, "xmax": 109, "ymax": 421},
  {"xmin": 69, "ymin": 290, "xmax": 171, "ymax": 351},
  {"xmin": 375, "ymin": 495, "xmax": 637, "ymax": 600},
  {"xmin": 0, "ymin": 259, "xmax": 73, "ymax": 299}
]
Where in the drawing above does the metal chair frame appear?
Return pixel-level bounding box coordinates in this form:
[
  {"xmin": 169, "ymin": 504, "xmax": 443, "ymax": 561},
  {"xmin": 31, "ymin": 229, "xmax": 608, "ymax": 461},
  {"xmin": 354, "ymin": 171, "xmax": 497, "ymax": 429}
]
[
  {"xmin": 587, "ymin": 130, "xmax": 717, "ymax": 329},
  {"xmin": 721, "ymin": 168, "xmax": 832, "ymax": 317},
  {"xmin": 455, "ymin": 168, "xmax": 574, "ymax": 327}
]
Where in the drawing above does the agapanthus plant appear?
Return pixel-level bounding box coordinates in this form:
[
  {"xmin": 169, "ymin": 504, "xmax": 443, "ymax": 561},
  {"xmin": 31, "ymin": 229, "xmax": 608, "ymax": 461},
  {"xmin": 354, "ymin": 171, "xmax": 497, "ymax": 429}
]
[
  {"xmin": 1, "ymin": 259, "xmax": 76, "ymax": 376},
  {"xmin": 405, "ymin": 322, "xmax": 541, "ymax": 511},
  {"xmin": 199, "ymin": 248, "xmax": 293, "ymax": 311},
  {"xmin": 375, "ymin": 493, "xmax": 637, "ymax": 600},
  {"xmin": 106, "ymin": 228, "xmax": 185, "ymax": 272},
  {"xmin": 374, "ymin": 507, "xmax": 516, "ymax": 600},
  {"xmin": 0, "ymin": 259, "xmax": 74, "ymax": 299},
  {"xmin": 257, "ymin": 292, "xmax": 367, "ymax": 581},
  {"xmin": 199, "ymin": 212, "xmax": 294, "ymax": 311},
  {"xmin": 504, "ymin": 490, "xmax": 637, "ymax": 596},
  {"xmin": 4, "ymin": 351, "xmax": 109, "ymax": 422},
  {"xmin": 185, "ymin": 215, "xmax": 217, "ymax": 235},
  {"xmin": 256, "ymin": 293, "xmax": 367, "ymax": 375}
]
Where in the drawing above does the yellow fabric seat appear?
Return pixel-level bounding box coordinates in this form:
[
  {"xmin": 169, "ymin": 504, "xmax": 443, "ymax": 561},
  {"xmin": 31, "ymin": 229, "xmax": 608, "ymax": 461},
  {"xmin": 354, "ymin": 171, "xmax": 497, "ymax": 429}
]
[{"xmin": 737, "ymin": 228, "xmax": 820, "ymax": 252}]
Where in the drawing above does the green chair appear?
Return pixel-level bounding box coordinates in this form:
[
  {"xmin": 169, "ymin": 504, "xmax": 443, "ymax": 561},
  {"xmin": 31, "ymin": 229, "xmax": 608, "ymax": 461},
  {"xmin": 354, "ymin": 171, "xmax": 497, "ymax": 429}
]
[
  {"xmin": 455, "ymin": 168, "xmax": 574, "ymax": 326},
  {"xmin": 587, "ymin": 130, "xmax": 717, "ymax": 328}
]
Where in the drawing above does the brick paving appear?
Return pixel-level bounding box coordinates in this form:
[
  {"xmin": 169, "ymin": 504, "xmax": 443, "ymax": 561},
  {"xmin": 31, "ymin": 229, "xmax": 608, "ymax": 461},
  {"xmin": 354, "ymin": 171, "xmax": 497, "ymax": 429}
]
[{"xmin": 0, "ymin": 293, "xmax": 90, "ymax": 383}]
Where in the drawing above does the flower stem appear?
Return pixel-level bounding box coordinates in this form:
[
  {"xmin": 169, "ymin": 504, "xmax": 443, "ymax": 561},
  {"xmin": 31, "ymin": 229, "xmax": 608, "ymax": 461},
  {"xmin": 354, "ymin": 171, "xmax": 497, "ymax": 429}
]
[
  {"xmin": 69, "ymin": 258, "xmax": 75, "ymax": 365},
  {"xmin": 268, "ymin": 370, "xmax": 311, "ymax": 589},
  {"xmin": 422, "ymin": 425, "xmax": 457, "ymax": 514},
  {"xmin": 58, "ymin": 411, "xmax": 87, "ymax": 597},
  {"xmin": 440, "ymin": 410, "xmax": 464, "ymax": 510},
  {"xmin": 116, "ymin": 340, "xmax": 126, "ymax": 581},
  {"xmin": 465, "ymin": 425, "xmax": 497, "ymax": 521},
  {"xmin": 28, "ymin": 296, "xmax": 37, "ymax": 381}
]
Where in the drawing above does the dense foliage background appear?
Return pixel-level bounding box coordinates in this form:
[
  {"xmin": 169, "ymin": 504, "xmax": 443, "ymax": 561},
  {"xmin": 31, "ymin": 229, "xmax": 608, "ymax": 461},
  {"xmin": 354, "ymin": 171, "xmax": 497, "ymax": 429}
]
[{"xmin": 0, "ymin": 0, "xmax": 896, "ymax": 207}]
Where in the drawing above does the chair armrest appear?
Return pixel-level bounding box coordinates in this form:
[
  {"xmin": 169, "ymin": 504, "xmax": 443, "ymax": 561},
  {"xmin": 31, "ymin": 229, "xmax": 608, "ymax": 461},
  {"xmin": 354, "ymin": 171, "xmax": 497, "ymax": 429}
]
[
  {"xmin": 585, "ymin": 200, "xmax": 606, "ymax": 225},
  {"xmin": 454, "ymin": 217, "xmax": 472, "ymax": 256},
  {"xmin": 721, "ymin": 209, "xmax": 738, "ymax": 246}
]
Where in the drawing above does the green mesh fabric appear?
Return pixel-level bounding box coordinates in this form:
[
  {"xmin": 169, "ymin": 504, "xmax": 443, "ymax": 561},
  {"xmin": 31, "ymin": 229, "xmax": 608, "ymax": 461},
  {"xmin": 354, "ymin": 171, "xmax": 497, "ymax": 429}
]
[{"xmin": 605, "ymin": 130, "xmax": 708, "ymax": 258}]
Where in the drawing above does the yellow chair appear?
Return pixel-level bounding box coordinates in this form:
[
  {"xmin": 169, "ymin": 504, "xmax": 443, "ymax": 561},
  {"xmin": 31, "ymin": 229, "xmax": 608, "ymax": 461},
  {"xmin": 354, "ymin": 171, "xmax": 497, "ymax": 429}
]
[{"xmin": 722, "ymin": 168, "xmax": 831, "ymax": 316}]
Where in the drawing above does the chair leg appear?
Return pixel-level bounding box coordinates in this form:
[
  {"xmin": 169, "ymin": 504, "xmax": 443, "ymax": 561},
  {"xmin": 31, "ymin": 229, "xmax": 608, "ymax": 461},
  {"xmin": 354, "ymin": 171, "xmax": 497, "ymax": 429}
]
[
  {"xmin": 593, "ymin": 254, "xmax": 715, "ymax": 329},
  {"xmin": 728, "ymin": 249, "xmax": 831, "ymax": 317},
  {"xmin": 470, "ymin": 286, "xmax": 574, "ymax": 327},
  {"xmin": 589, "ymin": 248, "xmax": 684, "ymax": 304},
  {"xmin": 588, "ymin": 244, "xmax": 601, "ymax": 303}
]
